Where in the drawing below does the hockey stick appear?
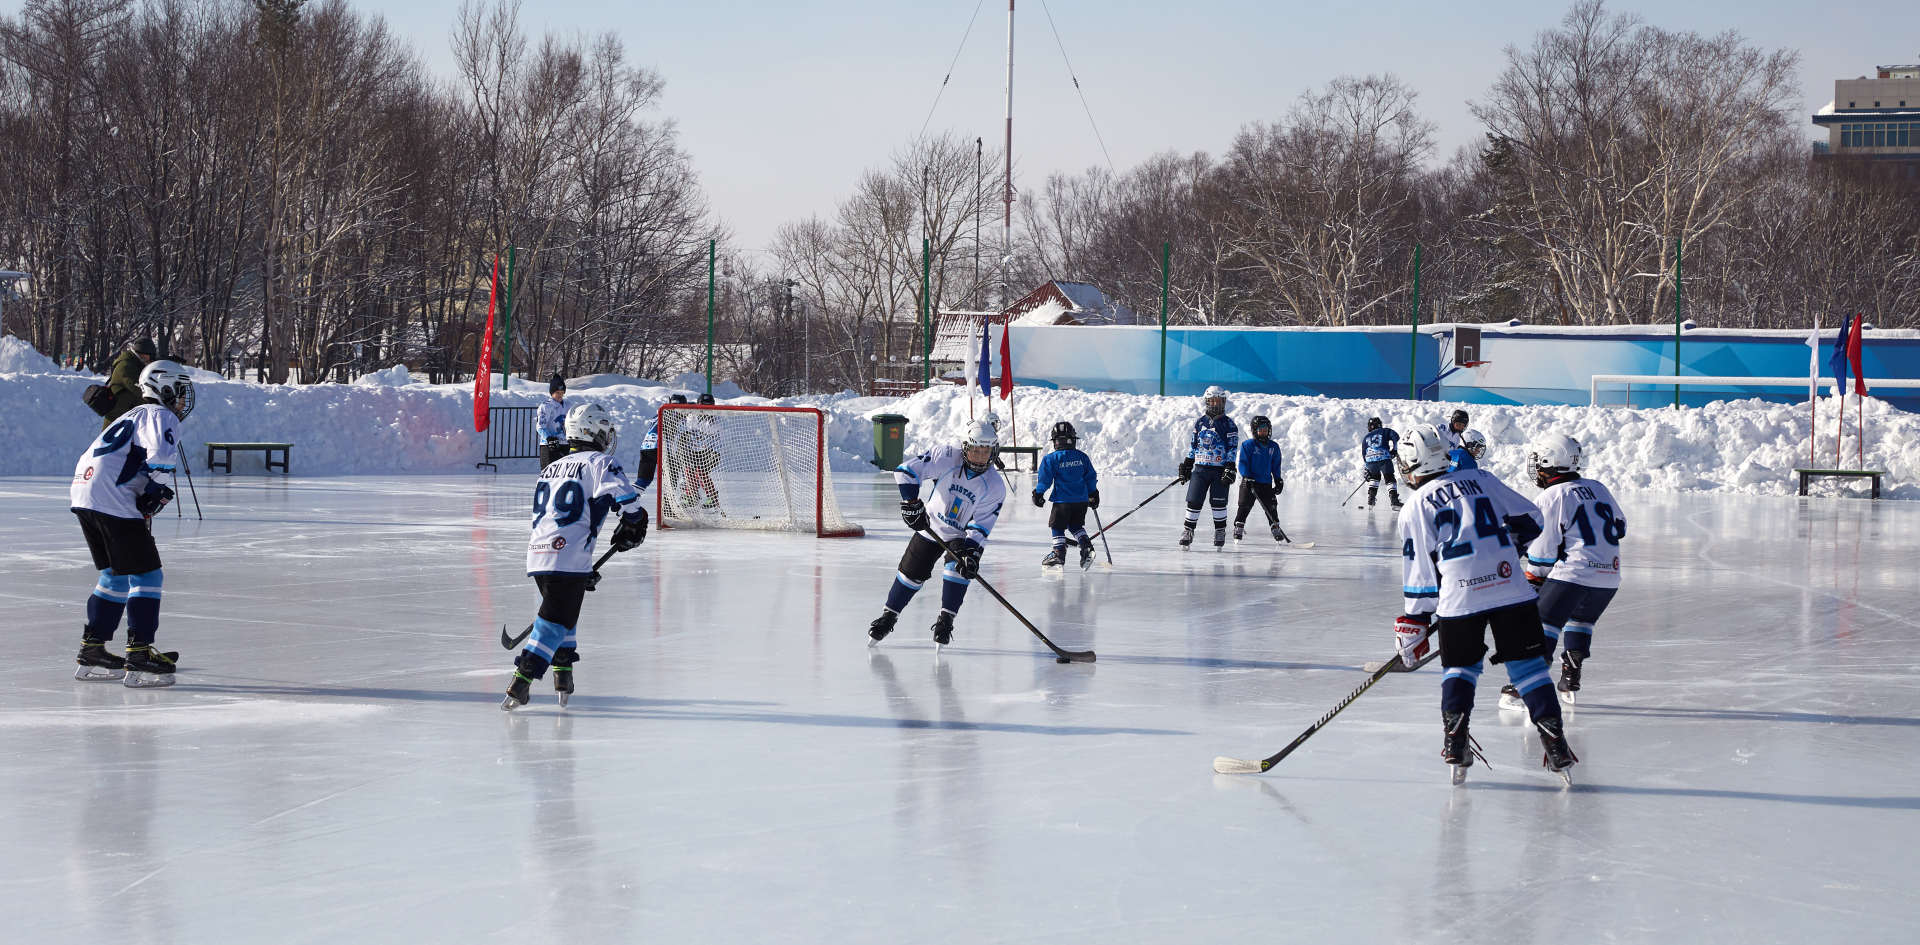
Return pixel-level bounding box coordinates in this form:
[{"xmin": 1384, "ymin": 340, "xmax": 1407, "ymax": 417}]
[
  {"xmin": 1089, "ymin": 478, "xmax": 1180, "ymax": 539},
  {"xmin": 918, "ymin": 528, "xmax": 1094, "ymax": 663},
  {"xmin": 1338, "ymin": 479, "xmax": 1366, "ymax": 509},
  {"xmin": 1213, "ymin": 651, "xmax": 1405, "ymax": 774},
  {"xmin": 501, "ymin": 547, "xmax": 620, "ymax": 649},
  {"xmin": 179, "ymin": 449, "xmax": 202, "ymax": 521},
  {"xmin": 1089, "ymin": 507, "xmax": 1113, "ymax": 565}
]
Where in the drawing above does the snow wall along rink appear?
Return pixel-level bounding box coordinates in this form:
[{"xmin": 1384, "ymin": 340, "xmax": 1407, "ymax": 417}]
[{"xmin": 2, "ymin": 470, "xmax": 1916, "ymax": 944}]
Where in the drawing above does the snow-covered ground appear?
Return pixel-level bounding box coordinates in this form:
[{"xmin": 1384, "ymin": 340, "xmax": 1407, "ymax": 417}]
[{"xmin": 2, "ymin": 335, "xmax": 1909, "ymax": 497}]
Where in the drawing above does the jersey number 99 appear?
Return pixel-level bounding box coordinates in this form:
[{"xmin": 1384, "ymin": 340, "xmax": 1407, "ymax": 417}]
[{"xmin": 532, "ymin": 480, "xmax": 586, "ymax": 528}]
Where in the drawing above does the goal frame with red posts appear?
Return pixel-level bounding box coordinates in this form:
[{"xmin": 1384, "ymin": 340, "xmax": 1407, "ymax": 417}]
[{"xmin": 653, "ymin": 403, "xmax": 864, "ymax": 538}]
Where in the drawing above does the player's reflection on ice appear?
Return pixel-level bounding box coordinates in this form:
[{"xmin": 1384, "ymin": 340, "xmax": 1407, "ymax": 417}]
[
  {"xmin": 505, "ymin": 712, "xmax": 611, "ymax": 935},
  {"xmin": 867, "ymin": 652, "xmax": 987, "ymax": 875},
  {"xmin": 76, "ymin": 684, "xmax": 174, "ymax": 945}
]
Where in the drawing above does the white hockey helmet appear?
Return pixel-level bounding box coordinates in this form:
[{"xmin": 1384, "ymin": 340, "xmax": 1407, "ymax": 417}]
[
  {"xmin": 1395, "ymin": 425, "xmax": 1453, "ymax": 483},
  {"xmin": 1461, "ymin": 428, "xmax": 1487, "ymax": 459},
  {"xmin": 1528, "ymin": 432, "xmax": 1582, "ymax": 478},
  {"xmin": 565, "ymin": 402, "xmax": 617, "ymax": 452},
  {"xmin": 961, "ymin": 418, "xmax": 999, "ymax": 471},
  {"xmin": 137, "ymin": 360, "xmax": 195, "ymax": 420},
  {"xmin": 1201, "ymin": 385, "xmax": 1229, "ymax": 418}
]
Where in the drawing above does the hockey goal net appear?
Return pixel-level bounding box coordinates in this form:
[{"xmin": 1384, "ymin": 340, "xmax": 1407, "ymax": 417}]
[{"xmin": 654, "ymin": 404, "xmax": 863, "ymax": 538}]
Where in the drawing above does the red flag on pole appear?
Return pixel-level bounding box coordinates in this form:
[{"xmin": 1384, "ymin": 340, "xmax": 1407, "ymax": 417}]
[
  {"xmin": 474, "ymin": 256, "xmax": 499, "ymax": 432},
  {"xmin": 1849, "ymin": 315, "xmax": 1867, "ymax": 466},
  {"xmin": 997, "ymin": 320, "xmax": 1013, "ymax": 399}
]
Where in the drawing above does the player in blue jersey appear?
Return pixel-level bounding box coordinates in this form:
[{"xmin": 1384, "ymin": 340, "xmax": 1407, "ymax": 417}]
[
  {"xmin": 536, "ymin": 374, "xmax": 569, "ymax": 467},
  {"xmin": 504, "ymin": 403, "xmax": 648, "ymax": 711},
  {"xmin": 1231, "ymin": 415, "xmax": 1285, "ymax": 542},
  {"xmin": 1448, "ymin": 428, "xmax": 1487, "ymax": 472},
  {"xmin": 1033, "ymin": 421, "xmax": 1099, "ymax": 569},
  {"xmin": 636, "ymin": 393, "xmax": 689, "ymax": 491},
  {"xmin": 69, "ymin": 361, "xmax": 195, "ymax": 687},
  {"xmin": 870, "ymin": 420, "xmax": 1008, "ymax": 647},
  {"xmin": 1392, "ymin": 426, "xmax": 1578, "ymax": 784},
  {"xmin": 1176, "ymin": 385, "xmax": 1239, "ymax": 548},
  {"xmin": 1360, "ymin": 417, "xmax": 1401, "ymax": 509}
]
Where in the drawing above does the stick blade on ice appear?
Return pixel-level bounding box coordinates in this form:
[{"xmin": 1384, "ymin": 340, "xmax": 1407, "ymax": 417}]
[{"xmin": 1212, "ymin": 756, "xmax": 1266, "ymax": 775}]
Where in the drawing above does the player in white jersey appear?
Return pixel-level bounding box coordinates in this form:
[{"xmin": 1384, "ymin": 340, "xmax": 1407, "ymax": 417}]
[
  {"xmin": 68, "ymin": 360, "xmax": 194, "ymax": 687},
  {"xmin": 1392, "ymin": 426, "xmax": 1577, "ymax": 782},
  {"xmin": 504, "ymin": 402, "xmax": 648, "ymax": 711},
  {"xmin": 868, "ymin": 420, "xmax": 1008, "ymax": 648},
  {"xmin": 1507, "ymin": 432, "xmax": 1624, "ymax": 704},
  {"xmin": 1435, "ymin": 408, "xmax": 1469, "ymax": 449},
  {"xmin": 636, "ymin": 393, "xmax": 689, "ymax": 491},
  {"xmin": 670, "ymin": 392, "xmax": 723, "ymax": 512}
]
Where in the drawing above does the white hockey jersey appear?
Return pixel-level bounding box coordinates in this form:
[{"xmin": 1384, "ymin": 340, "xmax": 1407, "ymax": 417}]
[
  {"xmin": 1398, "ymin": 467, "xmax": 1544, "ymax": 619},
  {"xmin": 526, "ymin": 449, "xmax": 641, "ymax": 575},
  {"xmin": 895, "ymin": 444, "xmax": 1007, "ymax": 547},
  {"xmin": 536, "ymin": 396, "xmax": 568, "ymax": 442},
  {"xmin": 1525, "ymin": 478, "xmax": 1625, "ymax": 589},
  {"xmin": 71, "ymin": 403, "xmax": 179, "ymax": 520}
]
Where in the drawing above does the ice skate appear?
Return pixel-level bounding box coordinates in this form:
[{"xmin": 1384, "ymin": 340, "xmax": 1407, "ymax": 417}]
[
  {"xmin": 1178, "ymin": 523, "xmax": 1195, "ymax": 548},
  {"xmin": 1040, "ymin": 548, "xmax": 1065, "ymax": 569},
  {"xmin": 1535, "ymin": 716, "xmax": 1578, "ymax": 785},
  {"xmin": 1365, "ymin": 486, "xmax": 1378, "ymax": 508},
  {"xmin": 551, "ymin": 647, "xmax": 578, "ymax": 708},
  {"xmin": 1213, "ymin": 524, "xmax": 1227, "ymax": 549},
  {"xmin": 868, "ymin": 610, "xmax": 898, "ymax": 644},
  {"xmin": 1078, "ymin": 537, "xmax": 1094, "ymax": 570},
  {"xmin": 1389, "ymin": 492, "xmax": 1403, "ymax": 510},
  {"xmin": 1232, "ymin": 522, "xmax": 1245, "ymax": 541},
  {"xmin": 1498, "ymin": 683, "xmax": 1527, "ymax": 711},
  {"xmin": 931, "ymin": 611, "xmax": 955, "ymax": 647},
  {"xmin": 1557, "ymin": 651, "xmax": 1584, "ymax": 703},
  {"xmin": 75, "ymin": 637, "xmax": 126, "ymax": 681},
  {"xmin": 122, "ymin": 645, "xmax": 176, "ymax": 689},
  {"xmin": 501, "ymin": 671, "xmax": 532, "ymax": 711},
  {"xmin": 1442, "ymin": 711, "xmax": 1486, "ymax": 785},
  {"xmin": 1270, "ymin": 523, "xmax": 1284, "ymax": 542}
]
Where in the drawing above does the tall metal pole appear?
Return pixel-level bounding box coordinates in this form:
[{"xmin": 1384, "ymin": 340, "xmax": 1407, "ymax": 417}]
[
  {"xmin": 1673, "ymin": 235, "xmax": 1683, "ymax": 408},
  {"xmin": 1002, "ymin": 0, "xmax": 1015, "ymax": 309},
  {"xmin": 1408, "ymin": 244, "xmax": 1422, "ymax": 401},
  {"xmin": 975, "ymin": 136, "xmax": 983, "ymax": 308},
  {"xmin": 1159, "ymin": 241, "xmax": 1171, "ymax": 396},
  {"xmin": 500, "ymin": 245, "xmax": 516, "ymax": 389},
  {"xmin": 706, "ymin": 239, "xmax": 715, "ymax": 398},
  {"xmin": 922, "ymin": 238, "xmax": 932, "ymax": 388}
]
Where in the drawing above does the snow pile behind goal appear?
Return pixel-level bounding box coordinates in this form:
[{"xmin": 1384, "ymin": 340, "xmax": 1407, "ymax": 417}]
[{"xmin": 0, "ymin": 335, "xmax": 1913, "ymax": 498}]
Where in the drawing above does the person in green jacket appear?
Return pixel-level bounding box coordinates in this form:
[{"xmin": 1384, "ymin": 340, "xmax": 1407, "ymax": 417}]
[{"xmin": 103, "ymin": 338, "xmax": 158, "ymax": 427}]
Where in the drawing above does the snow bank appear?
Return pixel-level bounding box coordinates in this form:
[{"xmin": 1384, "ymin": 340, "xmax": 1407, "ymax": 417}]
[
  {"xmin": 1, "ymin": 337, "xmax": 1912, "ymax": 498},
  {"xmin": 0, "ymin": 334, "xmax": 70, "ymax": 375}
]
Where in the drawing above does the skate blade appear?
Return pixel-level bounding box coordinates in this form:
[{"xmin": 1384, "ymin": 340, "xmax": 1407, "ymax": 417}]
[
  {"xmin": 1450, "ymin": 765, "xmax": 1469, "ymax": 785},
  {"xmin": 500, "ymin": 695, "xmax": 526, "ymax": 712},
  {"xmin": 1498, "ymin": 693, "xmax": 1527, "ymax": 711},
  {"xmin": 75, "ymin": 666, "xmax": 126, "ymax": 681},
  {"xmin": 1558, "ymin": 689, "xmax": 1577, "ymax": 706},
  {"xmin": 1553, "ymin": 767, "xmax": 1574, "ymax": 787},
  {"xmin": 122, "ymin": 671, "xmax": 175, "ymax": 689},
  {"xmin": 557, "ymin": 692, "xmax": 570, "ymax": 708}
]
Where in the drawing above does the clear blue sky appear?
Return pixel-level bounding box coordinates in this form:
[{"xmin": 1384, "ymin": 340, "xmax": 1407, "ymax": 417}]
[{"xmin": 371, "ymin": 1, "xmax": 1915, "ymax": 253}]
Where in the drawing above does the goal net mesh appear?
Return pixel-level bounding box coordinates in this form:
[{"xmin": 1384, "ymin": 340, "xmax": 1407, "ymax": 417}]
[{"xmin": 655, "ymin": 405, "xmax": 863, "ymax": 537}]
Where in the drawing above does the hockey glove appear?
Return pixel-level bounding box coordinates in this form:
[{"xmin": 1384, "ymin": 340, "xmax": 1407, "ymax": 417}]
[
  {"xmin": 611, "ymin": 507, "xmax": 649, "ymax": 552},
  {"xmin": 1031, "ymin": 491, "xmax": 1045, "ymax": 508},
  {"xmin": 900, "ymin": 498, "xmax": 930, "ymax": 532},
  {"xmin": 1275, "ymin": 479, "xmax": 1284, "ymax": 495},
  {"xmin": 1393, "ymin": 613, "xmax": 1433, "ymax": 668},
  {"xmin": 1220, "ymin": 466, "xmax": 1237, "ymax": 487},
  {"xmin": 1088, "ymin": 490, "xmax": 1099, "ymax": 510},
  {"xmin": 1526, "ymin": 572, "xmax": 1547, "ymax": 590},
  {"xmin": 949, "ymin": 539, "xmax": 984, "ymax": 579},
  {"xmin": 135, "ymin": 481, "xmax": 174, "ymax": 517},
  {"xmin": 1177, "ymin": 457, "xmax": 1194, "ymax": 483}
]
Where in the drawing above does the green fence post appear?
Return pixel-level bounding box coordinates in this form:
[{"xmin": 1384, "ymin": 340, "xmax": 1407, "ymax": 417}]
[
  {"xmin": 706, "ymin": 239, "xmax": 715, "ymax": 398},
  {"xmin": 921, "ymin": 238, "xmax": 932, "ymax": 389},
  {"xmin": 1408, "ymin": 244, "xmax": 1422, "ymax": 400},
  {"xmin": 1673, "ymin": 235, "xmax": 1683, "ymax": 408},
  {"xmin": 500, "ymin": 245, "xmax": 516, "ymax": 389},
  {"xmin": 1159, "ymin": 240, "xmax": 1171, "ymax": 397}
]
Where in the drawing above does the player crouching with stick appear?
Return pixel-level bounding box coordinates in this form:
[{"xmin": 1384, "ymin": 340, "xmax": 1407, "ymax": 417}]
[
  {"xmin": 504, "ymin": 403, "xmax": 647, "ymax": 711},
  {"xmin": 869, "ymin": 420, "xmax": 1007, "ymax": 648},
  {"xmin": 1391, "ymin": 427, "xmax": 1578, "ymax": 785}
]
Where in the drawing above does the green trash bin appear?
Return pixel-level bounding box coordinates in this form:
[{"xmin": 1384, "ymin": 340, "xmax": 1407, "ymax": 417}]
[{"xmin": 871, "ymin": 414, "xmax": 910, "ymax": 469}]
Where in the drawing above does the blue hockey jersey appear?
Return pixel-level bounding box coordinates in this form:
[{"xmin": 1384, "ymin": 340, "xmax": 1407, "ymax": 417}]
[
  {"xmin": 1036, "ymin": 448, "xmax": 1098, "ymax": 503},
  {"xmin": 1362, "ymin": 428, "xmax": 1399, "ymax": 463},
  {"xmin": 1186, "ymin": 415, "xmax": 1239, "ymax": 467},
  {"xmin": 1237, "ymin": 438, "xmax": 1284, "ymax": 485}
]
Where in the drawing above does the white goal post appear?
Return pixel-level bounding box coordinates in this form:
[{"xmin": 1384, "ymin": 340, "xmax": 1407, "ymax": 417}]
[
  {"xmin": 653, "ymin": 404, "xmax": 863, "ymax": 538},
  {"xmin": 1589, "ymin": 374, "xmax": 1920, "ymax": 406}
]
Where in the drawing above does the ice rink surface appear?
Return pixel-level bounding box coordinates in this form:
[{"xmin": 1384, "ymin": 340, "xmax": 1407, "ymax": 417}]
[{"xmin": 2, "ymin": 469, "xmax": 1916, "ymax": 944}]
